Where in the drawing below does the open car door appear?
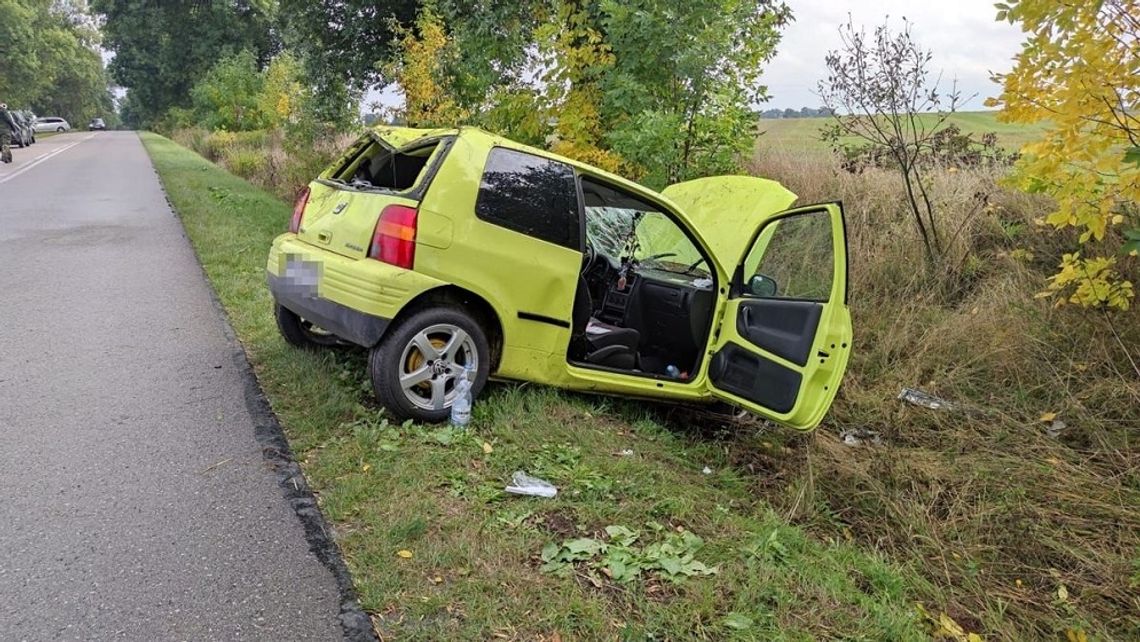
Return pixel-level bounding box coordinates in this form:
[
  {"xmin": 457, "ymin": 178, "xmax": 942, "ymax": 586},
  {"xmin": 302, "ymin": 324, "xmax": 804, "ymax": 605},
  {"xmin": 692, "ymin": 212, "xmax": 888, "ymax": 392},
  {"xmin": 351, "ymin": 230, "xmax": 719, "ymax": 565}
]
[{"xmin": 705, "ymin": 203, "xmax": 852, "ymax": 430}]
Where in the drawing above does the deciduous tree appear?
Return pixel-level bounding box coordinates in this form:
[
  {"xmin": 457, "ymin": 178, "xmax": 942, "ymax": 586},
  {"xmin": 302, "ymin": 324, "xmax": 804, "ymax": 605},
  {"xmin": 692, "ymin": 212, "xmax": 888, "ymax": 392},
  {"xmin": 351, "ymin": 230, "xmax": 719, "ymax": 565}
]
[
  {"xmin": 93, "ymin": 0, "xmax": 277, "ymax": 126},
  {"xmin": 989, "ymin": 0, "xmax": 1138, "ymax": 310}
]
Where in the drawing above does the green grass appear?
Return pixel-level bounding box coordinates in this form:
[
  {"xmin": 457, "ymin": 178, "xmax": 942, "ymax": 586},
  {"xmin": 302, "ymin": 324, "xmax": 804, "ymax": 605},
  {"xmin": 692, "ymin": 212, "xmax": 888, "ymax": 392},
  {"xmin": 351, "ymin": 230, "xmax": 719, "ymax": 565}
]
[
  {"xmin": 139, "ymin": 131, "xmax": 936, "ymax": 639},
  {"xmin": 757, "ymin": 110, "xmax": 1047, "ymax": 153}
]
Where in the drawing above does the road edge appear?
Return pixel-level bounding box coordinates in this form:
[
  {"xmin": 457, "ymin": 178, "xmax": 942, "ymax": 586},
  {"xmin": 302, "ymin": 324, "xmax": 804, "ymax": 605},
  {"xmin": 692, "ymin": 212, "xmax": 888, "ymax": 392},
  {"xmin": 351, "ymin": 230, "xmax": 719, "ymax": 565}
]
[{"xmin": 138, "ymin": 131, "xmax": 377, "ymax": 642}]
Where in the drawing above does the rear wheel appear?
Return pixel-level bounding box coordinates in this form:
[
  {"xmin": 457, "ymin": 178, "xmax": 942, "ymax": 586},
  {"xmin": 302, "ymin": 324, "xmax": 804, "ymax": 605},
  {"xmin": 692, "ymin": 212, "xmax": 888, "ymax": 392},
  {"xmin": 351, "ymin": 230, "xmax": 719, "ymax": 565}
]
[
  {"xmin": 274, "ymin": 303, "xmax": 341, "ymax": 349},
  {"xmin": 57, "ymin": 127, "xmax": 65, "ymax": 132},
  {"xmin": 369, "ymin": 306, "xmax": 490, "ymax": 423}
]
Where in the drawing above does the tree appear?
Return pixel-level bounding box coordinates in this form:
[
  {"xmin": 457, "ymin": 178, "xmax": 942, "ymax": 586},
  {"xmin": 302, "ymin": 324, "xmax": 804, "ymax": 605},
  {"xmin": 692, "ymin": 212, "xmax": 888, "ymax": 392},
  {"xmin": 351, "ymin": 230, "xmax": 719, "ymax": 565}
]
[
  {"xmin": 818, "ymin": 17, "xmax": 963, "ymax": 266},
  {"xmin": 258, "ymin": 52, "xmax": 307, "ymax": 129},
  {"xmin": 191, "ymin": 51, "xmax": 265, "ymax": 131},
  {"xmin": 0, "ymin": 0, "xmax": 112, "ymax": 123},
  {"xmin": 989, "ymin": 0, "xmax": 1138, "ymax": 311},
  {"xmin": 0, "ymin": 0, "xmax": 40, "ymax": 105},
  {"xmin": 380, "ymin": 7, "xmax": 468, "ymax": 127},
  {"xmin": 93, "ymin": 0, "xmax": 278, "ymax": 126},
  {"xmin": 598, "ymin": 0, "xmax": 792, "ymax": 187},
  {"xmin": 362, "ymin": 0, "xmax": 790, "ymax": 186},
  {"xmin": 278, "ymin": 0, "xmax": 418, "ymax": 121}
]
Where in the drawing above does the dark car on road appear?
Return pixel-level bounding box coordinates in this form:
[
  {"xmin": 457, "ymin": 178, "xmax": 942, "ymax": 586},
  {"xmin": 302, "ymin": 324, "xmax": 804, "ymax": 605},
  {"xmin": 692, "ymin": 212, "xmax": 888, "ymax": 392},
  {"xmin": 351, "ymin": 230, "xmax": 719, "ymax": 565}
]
[
  {"xmin": 88, "ymin": 117, "xmax": 106, "ymax": 131},
  {"xmin": 12, "ymin": 111, "xmax": 36, "ymax": 147}
]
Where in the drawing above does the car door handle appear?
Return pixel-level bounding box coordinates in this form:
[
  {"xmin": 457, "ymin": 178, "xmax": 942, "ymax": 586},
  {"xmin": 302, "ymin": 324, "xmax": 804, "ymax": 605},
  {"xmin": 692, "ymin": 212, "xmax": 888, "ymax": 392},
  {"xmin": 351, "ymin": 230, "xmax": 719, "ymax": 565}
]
[{"xmin": 317, "ymin": 231, "xmax": 332, "ymax": 244}]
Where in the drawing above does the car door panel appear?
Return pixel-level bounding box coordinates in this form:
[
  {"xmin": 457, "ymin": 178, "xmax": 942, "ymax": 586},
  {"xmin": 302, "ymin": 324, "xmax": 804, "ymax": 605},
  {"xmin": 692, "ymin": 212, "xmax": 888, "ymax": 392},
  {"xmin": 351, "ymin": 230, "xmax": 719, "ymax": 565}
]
[
  {"xmin": 709, "ymin": 343, "xmax": 802, "ymax": 413},
  {"xmin": 735, "ymin": 299, "xmax": 822, "ymax": 367}
]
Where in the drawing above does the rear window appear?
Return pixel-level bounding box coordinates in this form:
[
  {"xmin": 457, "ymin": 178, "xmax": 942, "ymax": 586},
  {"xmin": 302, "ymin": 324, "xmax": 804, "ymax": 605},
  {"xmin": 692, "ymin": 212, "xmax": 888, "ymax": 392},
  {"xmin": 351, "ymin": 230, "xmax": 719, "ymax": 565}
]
[
  {"xmin": 328, "ymin": 137, "xmax": 443, "ymax": 192},
  {"xmin": 474, "ymin": 148, "xmax": 581, "ymax": 250}
]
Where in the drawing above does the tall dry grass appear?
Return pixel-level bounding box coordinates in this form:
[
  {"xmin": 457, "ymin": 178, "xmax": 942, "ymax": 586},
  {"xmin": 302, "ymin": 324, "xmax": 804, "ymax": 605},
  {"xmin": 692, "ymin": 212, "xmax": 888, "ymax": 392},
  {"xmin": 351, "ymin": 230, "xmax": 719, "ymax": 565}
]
[{"xmin": 747, "ymin": 146, "xmax": 1140, "ymax": 639}]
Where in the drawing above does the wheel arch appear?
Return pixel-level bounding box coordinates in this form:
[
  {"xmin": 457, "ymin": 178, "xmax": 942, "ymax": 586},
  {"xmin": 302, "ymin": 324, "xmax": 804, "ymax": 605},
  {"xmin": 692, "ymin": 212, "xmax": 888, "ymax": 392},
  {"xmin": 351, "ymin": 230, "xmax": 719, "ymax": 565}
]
[{"xmin": 391, "ymin": 285, "xmax": 505, "ymax": 372}]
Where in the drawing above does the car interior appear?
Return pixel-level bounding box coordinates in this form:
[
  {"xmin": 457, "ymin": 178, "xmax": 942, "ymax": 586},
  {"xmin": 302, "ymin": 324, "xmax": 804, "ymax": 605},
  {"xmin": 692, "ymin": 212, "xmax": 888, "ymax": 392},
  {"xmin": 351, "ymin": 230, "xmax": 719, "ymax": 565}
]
[
  {"xmin": 568, "ymin": 177, "xmax": 717, "ymax": 381},
  {"xmin": 332, "ymin": 137, "xmax": 442, "ymax": 192}
]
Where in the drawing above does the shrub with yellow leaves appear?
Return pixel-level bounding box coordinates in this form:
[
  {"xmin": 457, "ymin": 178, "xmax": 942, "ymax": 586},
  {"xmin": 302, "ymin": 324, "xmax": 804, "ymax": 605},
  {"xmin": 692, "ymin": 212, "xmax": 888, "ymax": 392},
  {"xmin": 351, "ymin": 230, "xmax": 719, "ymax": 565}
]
[{"xmin": 989, "ymin": 0, "xmax": 1139, "ymax": 310}]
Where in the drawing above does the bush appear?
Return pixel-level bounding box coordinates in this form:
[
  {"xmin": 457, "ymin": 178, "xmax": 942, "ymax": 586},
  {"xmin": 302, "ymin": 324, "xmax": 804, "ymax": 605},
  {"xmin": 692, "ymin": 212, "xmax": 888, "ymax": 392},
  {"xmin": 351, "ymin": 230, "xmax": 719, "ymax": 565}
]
[{"xmin": 223, "ymin": 147, "xmax": 267, "ymax": 179}]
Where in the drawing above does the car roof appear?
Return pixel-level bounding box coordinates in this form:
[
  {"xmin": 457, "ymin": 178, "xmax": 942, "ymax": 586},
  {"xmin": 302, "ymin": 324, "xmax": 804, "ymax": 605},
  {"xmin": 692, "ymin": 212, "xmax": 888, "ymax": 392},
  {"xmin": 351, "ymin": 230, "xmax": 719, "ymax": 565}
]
[{"xmin": 453, "ymin": 127, "xmax": 671, "ymax": 208}]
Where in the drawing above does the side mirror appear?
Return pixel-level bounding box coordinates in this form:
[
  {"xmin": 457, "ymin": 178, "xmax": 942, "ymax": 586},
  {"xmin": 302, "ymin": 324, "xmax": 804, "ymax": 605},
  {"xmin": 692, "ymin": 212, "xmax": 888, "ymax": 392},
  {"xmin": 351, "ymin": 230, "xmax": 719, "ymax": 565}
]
[{"xmin": 748, "ymin": 274, "xmax": 778, "ymax": 297}]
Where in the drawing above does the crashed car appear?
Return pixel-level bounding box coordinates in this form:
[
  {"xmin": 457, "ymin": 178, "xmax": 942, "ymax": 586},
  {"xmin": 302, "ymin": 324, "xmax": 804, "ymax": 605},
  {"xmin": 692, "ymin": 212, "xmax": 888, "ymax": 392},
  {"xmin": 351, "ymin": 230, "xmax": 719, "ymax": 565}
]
[{"xmin": 267, "ymin": 127, "xmax": 852, "ymax": 427}]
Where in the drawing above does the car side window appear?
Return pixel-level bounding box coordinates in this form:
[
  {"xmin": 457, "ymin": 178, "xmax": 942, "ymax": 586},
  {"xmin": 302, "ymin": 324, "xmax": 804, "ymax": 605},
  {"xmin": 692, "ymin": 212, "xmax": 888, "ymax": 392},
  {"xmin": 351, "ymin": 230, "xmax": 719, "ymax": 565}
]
[
  {"xmin": 742, "ymin": 210, "xmax": 834, "ymax": 301},
  {"xmin": 475, "ymin": 148, "xmax": 581, "ymax": 250}
]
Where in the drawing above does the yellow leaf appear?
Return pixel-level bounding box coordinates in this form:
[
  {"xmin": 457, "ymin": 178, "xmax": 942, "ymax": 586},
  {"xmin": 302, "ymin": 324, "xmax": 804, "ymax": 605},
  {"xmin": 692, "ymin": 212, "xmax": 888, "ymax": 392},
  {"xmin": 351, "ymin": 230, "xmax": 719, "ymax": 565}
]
[
  {"xmin": 938, "ymin": 612, "xmax": 968, "ymax": 637},
  {"xmin": 482, "ymin": 442, "xmax": 493, "ymax": 454},
  {"xmin": 1039, "ymin": 412, "xmax": 1056, "ymax": 422},
  {"xmin": 362, "ymin": 463, "xmax": 371, "ymax": 472},
  {"xmin": 397, "ymin": 549, "xmax": 414, "ymax": 559},
  {"xmin": 1057, "ymin": 584, "xmax": 1069, "ymax": 600}
]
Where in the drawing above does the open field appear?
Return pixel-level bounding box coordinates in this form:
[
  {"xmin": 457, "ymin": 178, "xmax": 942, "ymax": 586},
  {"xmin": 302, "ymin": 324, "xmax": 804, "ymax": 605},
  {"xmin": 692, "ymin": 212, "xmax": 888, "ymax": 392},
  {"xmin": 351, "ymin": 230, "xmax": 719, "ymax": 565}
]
[
  {"xmin": 757, "ymin": 111, "xmax": 1048, "ymax": 153},
  {"xmin": 147, "ymin": 129, "xmax": 1140, "ymax": 641}
]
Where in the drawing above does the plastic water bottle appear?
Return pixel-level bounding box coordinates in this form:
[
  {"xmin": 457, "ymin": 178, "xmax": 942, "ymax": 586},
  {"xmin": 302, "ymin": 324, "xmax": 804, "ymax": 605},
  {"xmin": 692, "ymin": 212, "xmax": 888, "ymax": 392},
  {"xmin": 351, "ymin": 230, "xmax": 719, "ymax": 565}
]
[
  {"xmin": 666, "ymin": 364, "xmax": 681, "ymax": 379},
  {"xmin": 450, "ymin": 364, "xmax": 475, "ymax": 427}
]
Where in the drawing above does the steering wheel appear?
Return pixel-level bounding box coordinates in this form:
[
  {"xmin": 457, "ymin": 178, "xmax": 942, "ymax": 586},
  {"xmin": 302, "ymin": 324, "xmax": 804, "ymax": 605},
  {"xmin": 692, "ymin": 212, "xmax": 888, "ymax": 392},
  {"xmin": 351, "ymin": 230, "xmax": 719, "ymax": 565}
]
[{"xmin": 581, "ymin": 238, "xmax": 597, "ymax": 272}]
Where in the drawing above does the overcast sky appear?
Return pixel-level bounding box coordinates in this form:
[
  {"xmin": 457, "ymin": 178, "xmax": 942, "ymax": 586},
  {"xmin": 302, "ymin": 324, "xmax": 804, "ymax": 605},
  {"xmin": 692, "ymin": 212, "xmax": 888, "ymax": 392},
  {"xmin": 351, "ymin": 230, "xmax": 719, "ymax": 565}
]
[{"xmin": 759, "ymin": 0, "xmax": 1025, "ymax": 110}]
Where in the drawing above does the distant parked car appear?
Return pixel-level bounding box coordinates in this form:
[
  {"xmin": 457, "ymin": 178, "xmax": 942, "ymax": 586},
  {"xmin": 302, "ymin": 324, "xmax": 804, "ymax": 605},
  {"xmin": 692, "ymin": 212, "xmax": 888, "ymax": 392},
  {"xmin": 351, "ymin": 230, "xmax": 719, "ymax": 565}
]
[
  {"xmin": 34, "ymin": 117, "xmax": 70, "ymax": 133},
  {"xmin": 11, "ymin": 111, "xmax": 35, "ymax": 147},
  {"xmin": 88, "ymin": 118, "xmax": 106, "ymax": 131}
]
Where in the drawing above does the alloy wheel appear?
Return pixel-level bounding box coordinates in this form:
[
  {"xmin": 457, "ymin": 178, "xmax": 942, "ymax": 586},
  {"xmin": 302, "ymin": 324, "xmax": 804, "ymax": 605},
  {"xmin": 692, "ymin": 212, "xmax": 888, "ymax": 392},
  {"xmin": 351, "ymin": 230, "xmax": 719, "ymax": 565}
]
[{"xmin": 398, "ymin": 323, "xmax": 478, "ymax": 411}]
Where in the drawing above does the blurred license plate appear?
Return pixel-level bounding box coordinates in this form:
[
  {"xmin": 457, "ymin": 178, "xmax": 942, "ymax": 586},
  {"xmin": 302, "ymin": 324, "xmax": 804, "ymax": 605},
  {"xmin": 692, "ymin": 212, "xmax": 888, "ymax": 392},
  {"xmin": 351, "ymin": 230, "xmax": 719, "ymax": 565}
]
[{"xmin": 282, "ymin": 255, "xmax": 322, "ymax": 297}]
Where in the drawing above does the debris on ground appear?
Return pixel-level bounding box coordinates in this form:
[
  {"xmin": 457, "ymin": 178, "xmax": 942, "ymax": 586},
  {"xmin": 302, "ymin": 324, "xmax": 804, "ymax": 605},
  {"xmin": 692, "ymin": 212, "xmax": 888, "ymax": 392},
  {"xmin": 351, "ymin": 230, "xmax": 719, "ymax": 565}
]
[
  {"xmin": 840, "ymin": 428, "xmax": 883, "ymax": 446},
  {"xmin": 898, "ymin": 388, "xmax": 956, "ymax": 411},
  {"xmin": 701, "ymin": 466, "xmax": 713, "ymax": 475},
  {"xmin": 1045, "ymin": 419, "xmax": 1067, "ymax": 438},
  {"xmin": 505, "ymin": 471, "xmax": 558, "ymax": 498}
]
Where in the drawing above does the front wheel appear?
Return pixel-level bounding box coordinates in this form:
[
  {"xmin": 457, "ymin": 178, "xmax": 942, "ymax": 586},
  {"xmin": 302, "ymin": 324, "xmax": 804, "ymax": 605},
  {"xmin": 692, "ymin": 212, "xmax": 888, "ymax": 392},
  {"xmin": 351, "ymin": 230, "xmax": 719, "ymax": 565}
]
[
  {"xmin": 57, "ymin": 127, "xmax": 65, "ymax": 133},
  {"xmin": 369, "ymin": 306, "xmax": 490, "ymax": 423}
]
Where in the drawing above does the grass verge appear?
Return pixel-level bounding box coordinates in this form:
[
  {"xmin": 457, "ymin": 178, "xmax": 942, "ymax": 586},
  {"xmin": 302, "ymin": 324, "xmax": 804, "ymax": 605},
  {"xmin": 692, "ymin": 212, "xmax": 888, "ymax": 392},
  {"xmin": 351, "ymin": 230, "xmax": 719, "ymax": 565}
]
[{"xmin": 139, "ymin": 134, "xmax": 934, "ymax": 640}]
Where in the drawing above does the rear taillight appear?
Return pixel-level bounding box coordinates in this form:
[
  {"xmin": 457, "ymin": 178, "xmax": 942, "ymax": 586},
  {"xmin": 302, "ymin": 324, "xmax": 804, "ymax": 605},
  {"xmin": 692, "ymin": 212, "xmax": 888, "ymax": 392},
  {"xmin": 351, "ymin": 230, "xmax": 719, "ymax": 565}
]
[
  {"xmin": 368, "ymin": 205, "xmax": 418, "ymax": 269},
  {"xmin": 289, "ymin": 186, "xmax": 311, "ymax": 233}
]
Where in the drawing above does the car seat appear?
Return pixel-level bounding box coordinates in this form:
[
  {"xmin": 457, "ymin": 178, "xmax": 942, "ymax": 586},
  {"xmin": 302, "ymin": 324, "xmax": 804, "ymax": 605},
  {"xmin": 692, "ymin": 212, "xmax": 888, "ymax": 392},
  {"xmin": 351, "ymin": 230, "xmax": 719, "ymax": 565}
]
[{"xmin": 571, "ymin": 276, "xmax": 640, "ymax": 369}]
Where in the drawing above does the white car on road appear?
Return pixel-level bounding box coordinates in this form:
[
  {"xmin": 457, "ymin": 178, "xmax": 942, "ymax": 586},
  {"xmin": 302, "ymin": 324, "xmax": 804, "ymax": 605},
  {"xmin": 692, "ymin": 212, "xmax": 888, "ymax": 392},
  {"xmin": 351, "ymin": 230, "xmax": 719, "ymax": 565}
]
[{"xmin": 34, "ymin": 117, "xmax": 71, "ymax": 133}]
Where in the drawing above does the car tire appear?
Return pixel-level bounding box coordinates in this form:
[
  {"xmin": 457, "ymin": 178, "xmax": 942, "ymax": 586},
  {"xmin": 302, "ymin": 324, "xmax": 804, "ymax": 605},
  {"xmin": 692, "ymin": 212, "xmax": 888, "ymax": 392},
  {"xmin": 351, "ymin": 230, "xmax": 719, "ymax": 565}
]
[
  {"xmin": 369, "ymin": 306, "xmax": 490, "ymax": 423},
  {"xmin": 57, "ymin": 127, "xmax": 65, "ymax": 132},
  {"xmin": 274, "ymin": 303, "xmax": 342, "ymax": 350}
]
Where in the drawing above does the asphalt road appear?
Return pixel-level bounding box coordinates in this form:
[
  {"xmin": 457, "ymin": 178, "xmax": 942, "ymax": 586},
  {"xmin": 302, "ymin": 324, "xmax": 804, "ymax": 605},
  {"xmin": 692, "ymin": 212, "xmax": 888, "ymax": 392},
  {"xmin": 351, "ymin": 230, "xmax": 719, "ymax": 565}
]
[{"xmin": 0, "ymin": 132, "xmax": 343, "ymax": 640}]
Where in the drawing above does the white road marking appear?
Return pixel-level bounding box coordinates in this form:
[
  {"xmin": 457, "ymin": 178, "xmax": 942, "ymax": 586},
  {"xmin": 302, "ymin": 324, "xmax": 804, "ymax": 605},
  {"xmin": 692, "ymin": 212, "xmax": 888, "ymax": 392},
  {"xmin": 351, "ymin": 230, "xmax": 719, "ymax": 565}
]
[{"xmin": 0, "ymin": 134, "xmax": 97, "ymax": 185}]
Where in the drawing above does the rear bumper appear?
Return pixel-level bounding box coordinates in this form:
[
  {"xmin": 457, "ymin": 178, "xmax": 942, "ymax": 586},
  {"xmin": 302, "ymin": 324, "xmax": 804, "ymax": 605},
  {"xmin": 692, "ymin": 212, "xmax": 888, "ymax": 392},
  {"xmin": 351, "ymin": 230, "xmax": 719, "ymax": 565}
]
[
  {"xmin": 268, "ymin": 272, "xmax": 390, "ymax": 347},
  {"xmin": 266, "ymin": 233, "xmax": 449, "ymax": 347}
]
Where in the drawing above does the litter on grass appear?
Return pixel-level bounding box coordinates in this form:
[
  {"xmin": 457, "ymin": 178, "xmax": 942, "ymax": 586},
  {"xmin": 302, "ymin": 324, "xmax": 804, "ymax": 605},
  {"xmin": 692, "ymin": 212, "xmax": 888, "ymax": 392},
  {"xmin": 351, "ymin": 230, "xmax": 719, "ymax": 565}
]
[
  {"xmin": 1045, "ymin": 419, "xmax": 1067, "ymax": 438},
  {"xmin": 840, "ymin": 427, "xmax": 883, "ymax": 446},
  {"xmin": 505, "ymin": 471, "xmax": 558, "ymax": 498},
  {"xmin": 898, "ymin": 388, "xmax": 956, "ymax": 411}
]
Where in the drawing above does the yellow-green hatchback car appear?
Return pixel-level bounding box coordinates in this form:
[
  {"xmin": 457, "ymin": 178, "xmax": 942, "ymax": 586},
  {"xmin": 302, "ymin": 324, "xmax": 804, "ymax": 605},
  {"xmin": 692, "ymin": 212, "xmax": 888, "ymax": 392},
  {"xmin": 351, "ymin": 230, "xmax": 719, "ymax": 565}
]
[{"xmin": 267, "ymin": 126, "xmax": 852, "ymax": 426}]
